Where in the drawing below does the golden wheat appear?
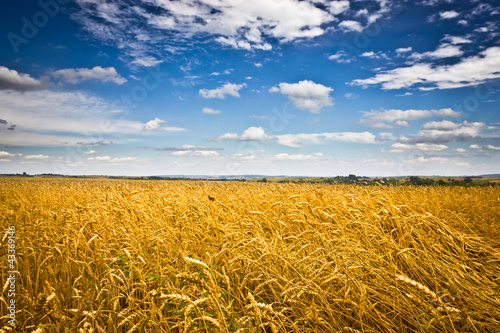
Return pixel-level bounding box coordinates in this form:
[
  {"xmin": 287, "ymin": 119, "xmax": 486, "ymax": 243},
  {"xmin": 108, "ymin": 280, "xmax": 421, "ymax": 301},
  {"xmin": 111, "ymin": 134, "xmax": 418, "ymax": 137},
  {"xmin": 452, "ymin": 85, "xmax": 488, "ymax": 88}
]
[{"xmin": 0, "ymin": 178, "xmax": 499, "ymax": 332}]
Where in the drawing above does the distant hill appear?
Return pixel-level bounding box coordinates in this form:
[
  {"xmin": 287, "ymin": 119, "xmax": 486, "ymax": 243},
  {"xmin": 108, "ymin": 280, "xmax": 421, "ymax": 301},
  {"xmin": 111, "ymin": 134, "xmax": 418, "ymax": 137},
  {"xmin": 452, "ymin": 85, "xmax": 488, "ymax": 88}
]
[{"xmin": 479, "ymin": 174, "xmax": 500, "ymax": 178}]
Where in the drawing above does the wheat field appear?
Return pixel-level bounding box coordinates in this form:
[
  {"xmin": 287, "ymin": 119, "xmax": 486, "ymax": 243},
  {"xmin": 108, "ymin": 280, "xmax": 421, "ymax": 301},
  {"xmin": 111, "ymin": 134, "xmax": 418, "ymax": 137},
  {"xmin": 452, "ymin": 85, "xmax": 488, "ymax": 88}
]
[{"xmin": 1, "ymin": 178, "xmax": 499, "ymax": 333}]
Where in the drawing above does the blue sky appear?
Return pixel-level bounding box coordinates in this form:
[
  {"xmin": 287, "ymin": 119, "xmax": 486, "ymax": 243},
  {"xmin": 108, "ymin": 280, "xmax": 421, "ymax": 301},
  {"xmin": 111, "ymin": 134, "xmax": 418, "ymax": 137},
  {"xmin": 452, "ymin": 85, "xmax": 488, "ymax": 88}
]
[{"xmin": 0, "ymin": 0, "xmax": 499, "ymax": 177}]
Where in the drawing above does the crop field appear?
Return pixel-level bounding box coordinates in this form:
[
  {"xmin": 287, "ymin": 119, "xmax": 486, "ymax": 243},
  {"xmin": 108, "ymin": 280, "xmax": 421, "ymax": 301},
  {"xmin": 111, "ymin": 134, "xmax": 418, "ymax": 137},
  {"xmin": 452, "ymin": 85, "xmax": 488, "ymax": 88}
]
[{"xmin": 1, "ymin": 178, "xmax": 499, "ymax": 333}]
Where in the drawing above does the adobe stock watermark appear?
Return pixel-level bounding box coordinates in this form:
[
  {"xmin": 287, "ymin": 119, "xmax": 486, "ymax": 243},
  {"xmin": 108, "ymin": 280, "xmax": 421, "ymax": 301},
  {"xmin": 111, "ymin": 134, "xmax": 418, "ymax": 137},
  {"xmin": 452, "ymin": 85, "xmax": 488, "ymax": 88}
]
[
  {"xmin": 4, "ymin": 226, "xmax": 17, "ymax": 327},
  {"xmin": 7, "ymin": 0, "xmax": 70, "ymax": 54},
  {"xmin": 50, "ymin": 65, "xmax": 168, "ymax": 174}
]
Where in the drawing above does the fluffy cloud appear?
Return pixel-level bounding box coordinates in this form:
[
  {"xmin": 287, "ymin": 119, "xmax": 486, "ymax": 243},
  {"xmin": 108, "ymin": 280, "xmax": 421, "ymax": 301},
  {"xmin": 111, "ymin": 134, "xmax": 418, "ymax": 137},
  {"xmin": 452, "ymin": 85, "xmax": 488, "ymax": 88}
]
[
  {"xmin": 155, "ymin": 144, "xmax": 221, "ymax": 152},
  {"xmin": 0, "ymin": 66, "xmax": 45, "ymax": 91},
  {"xmin": 351, "ymin": 47, "xmax": 500, "ymax": 90},
  {"xmin": 399, "ymin": 121, "xmax": 490, "ymax": 144},
  {"xmin": 214, "ymin": 126, "xmax": 378, "ymax": 147},
  {"xmin": 199, "ymin": 83, "xmax": 246, "ymax": 99},
  {"xmin": 275, "ymin": 132, "xmax": 378, "ymax": 147},
  {"xmin": 202, "ymin": 107, "xmax": 221, "ymax": 115},
  {"xmin": 72, "ymin": 0, "xmax": 394, "ymax": 59},
  {"xmin": 328, "ymin": 50, "xmax": 352, "ymax": 63},
  {"xmin": 215, "ymin": 127, "xmax": 274, "ymax": 142},
  {"xmin": 339, "ymin": 20, "xmax": 363, "ymax": 32},
  {"xmin": 143, "ymin": 118, "xmax": 185, "ymax": 132},
  {"xmin": 87, "ymin": 156, "xmax": 147, "ymax": 164},
  {"xmin": 439, "ymin": 10, "xmax": 460, "ymax": 19},
  {"xmin": 270, "ymin": 80, "xmax": 333, "ymax": 113},
  {"xmin": 470, "ymin": 144, "xmax": 500, "ymax": 151},
  {"xmin": 131, "ymin": 56, "xmax": 163, "ymax": 67},
  {"xmin": 360, "ymin": 108, "xmax": 460, "ymax": 129},
  {"xmin": 0, "ymin": 90, "xmax": 185, "ymax": 146},
  {"xmin": 409, "ymin": 43, "xmax": 463, "ymax": 60},
  {"xmin": 52, "ymin": 66, "xmax": 127, "ymax": 85},
  {"xmin": 172, "ymin": 150, "xmax": 219, "ymax": 157},
  {"xmin": 389, "ymin": 142, "xmax": 448, "ymax": 153}
]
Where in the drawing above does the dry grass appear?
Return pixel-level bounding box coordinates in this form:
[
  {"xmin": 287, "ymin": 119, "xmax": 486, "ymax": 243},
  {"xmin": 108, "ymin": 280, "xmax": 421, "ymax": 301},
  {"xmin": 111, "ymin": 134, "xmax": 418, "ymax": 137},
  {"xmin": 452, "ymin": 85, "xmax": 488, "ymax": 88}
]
[{"xmin": 0, "ymin": 178, "xmax": 499, "ymax": 332}]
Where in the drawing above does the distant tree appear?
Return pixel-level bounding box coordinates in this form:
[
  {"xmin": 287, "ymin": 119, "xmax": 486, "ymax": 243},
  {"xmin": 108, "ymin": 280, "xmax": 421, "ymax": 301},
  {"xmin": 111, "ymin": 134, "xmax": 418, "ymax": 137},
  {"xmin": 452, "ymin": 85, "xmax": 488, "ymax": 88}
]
[
  {"xmin": 261, "ymin": 178, "xmax": 268, "ymax": 183},
  {"xmin": 348, "ymin": 174, "xmax": 357, "ymax": 180},
  {"xmin": 464, "ymin": 177, "xmax": 473, "ymax": 183}
]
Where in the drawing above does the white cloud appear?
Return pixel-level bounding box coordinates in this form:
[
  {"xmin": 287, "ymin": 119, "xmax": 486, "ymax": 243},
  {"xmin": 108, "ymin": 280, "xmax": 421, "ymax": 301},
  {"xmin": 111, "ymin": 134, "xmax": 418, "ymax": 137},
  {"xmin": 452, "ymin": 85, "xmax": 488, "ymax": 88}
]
[
  {"xmin": 131, "ymin": 56, "xmax": 163, "ymax": 67},
  {"xmin": 485, "ymin": 144, "xmax": 500, "ymax": 151},
  {"xmin": 329, "ymin": 1, "xmax": 350, "ymax": 15},
  {"xmin": 351, "ymin": 46, "xmax": 500, "ymax": 90},
  {"xmin": 202, "ymin": 107, "xmax": 221, "ymax": 115},
  {"xmin": 439, "ymin": 10, "xmax": 460, "ymax": 19},
  {"xmin": 275, "ymin": 131, "xmax": 378, "ymax": 147},
  {"xmin": 142, "ymin": 118, "xmax": 184, "ymax": 132},
  {"xmin": 389, "ymin": 142, "xmax": 448, "ymax": 153},
  {"xmin": 270, "ymin": 80, "xmax": 333, "ymax": 113},
  {"xmin": 422, "ymin": 120, "xmax": 461, "ymax": 131},
  {"xmin": 328, "ymin": 50, "xmax": 352, "ymax": 63},
  {"xmin": 271, "ymin": 153, "xmax": 323, "ymax": 161},
  {"xmin": 214, "ymin": 127, "xmax": 378, "ymax": 147},
  {"xmin": 399, "ymin": 121, "xmax": 489, "ymax": 144},
  {"xmin": 24, "ymin": 154, "xmax": 51, "ymax": 160},
  {"xmin": 172, "ymin": 150, "xmax": 219, "ymax": 157},
  {"xmin": 409, "ymin": 43, "xmax": 463, "ymax": 60},
  {"xmin": 361, "ymin": 51, "xmax": 377, "ymax": 58},
  {"xmin": 339, "ymin": 20, "xmax": 363, "ymax": 32},
  {"xmin": 360, "ymin": 108, "xmax": 460, "ymax": 129},
  {"xmin": 453, "ymin": 148, "xmax": 466, "ymax": 152},
  {"xmin": 87, "ymin": 156, "xmax": 147, "ymax": 164},
  {"xmin": 72, "ymin": 0, "xmax": 396, "ymax": 63},
  {"xmin": 396, "ymin": 47, "xmax": 412, "ymax": 54},
  {"xmin": 52, "ymin": 66, "xmax": 127, "ymax": 85},
  {"xmin": 469, "ymin": 144, "xmax": 500, "ymax": 151},
  {"xmin": 0, "ymin": 66, "xmax": 45, "ymax": 91},
  {"xmin": 254, "ymin": 63, "xmax": 263, "ymax": 68},
  {"xmin": 0, "ymin": 90, "xmax": 185, "ymax": 146},
  {"xmin": 199, "ymin": 83, "xmax": 246, "ymax": 99},
  {"xmin": 442, "ymin": 35, "xmax": 472, "ymax": 45},
  {"xmin": 240, "ymin": 127, "xmax": 275, "ymax": 141},
  {"xmin": 344, "ymin": 92, "xmax": 360, "ymax": 99},
  {"xmin": 82, "ymin": 150, "xmax": 100, "ymax": 155}
]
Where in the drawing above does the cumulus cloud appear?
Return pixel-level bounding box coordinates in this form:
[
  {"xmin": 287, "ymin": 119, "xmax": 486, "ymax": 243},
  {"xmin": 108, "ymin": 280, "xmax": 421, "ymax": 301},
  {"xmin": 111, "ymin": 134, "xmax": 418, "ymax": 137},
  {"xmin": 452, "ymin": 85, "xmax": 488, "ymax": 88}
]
[
  {"xmin": 351, "ymin": 47, "xmax": 500, "ymax": 90},
  {"xmin": 215, "ymin": 127, "xmax": 274, "ymax": 142},
  {"xmin": 172, "ymin": 150, "xmax": 219, "ymax": 157},
  {"xmin": 328, "ymin": 50, "xmax": 352, "ymax": 63},
  {"xmin": 143, "ymin": 118, "xmax": 186, "ymax": 132},
  {"xmin": 0, "ymin": 66, "xmax": 45, "ymax": 91},
  {"xmin": 202, "ymin": 107, "xmax": 221, "ymax": 114},
  {"xmin": 398, "ymin": 121, "xmax": 489, "ymax": 144},
  {"xmin": 87, "ymin": 156, "xmax": 146, "ymax": 164},
  {"xmin": 0, "ymin": 90, "xmax": 186, "ymax": 146},
  {"xmin": 360, "ymin": 108, "xmax": 460, "ymax": 129},
  {"xmin": 131, "ymin": 56, "xmax": 163, "ymax": 67},
  {"xmin": 389, "ymin": 142, "xmax": 448, "ymax": 153},
  {"xmin": 199, "ymin": 83, "xmax": 246, "ymax": 99},
  {"xmin": 82, "ymin": 150, "xmax": 100, "ymax": 155},
  {"xmin": 275, "ymin": 131, "xmax": 378, "ymax": 147},
  {"xmin": 52, "ymin": 66, "xmax": 127, "ymax": 85},
  {"xmin": 213, "ymin": 126, "xmax": 378, "ymax": 147},
  {"xmin": 339, "ymin": 20, "xmax": 363, "ymax": 32},
  {"xmin": 155, "ymin": 144, "xmax": 222, "ymax": 152},
  {"xmin": 439, "ymin": 10, "xmax": 460, "ymax": 19},
  {"xmin": 469, "ymin": 144, "xmax": 500, "ymax": 151},
  {"xmin": 442, "ymin": 35, "xmax": 472, "ymax": 45},
  {"xmin": 270, "ymin": 80, "xmax": 333, "ymax": 113},
  {"xmin": 409, "ymin": 43, "xmax": 463, "ymax": 60},
  {"xmin": 396, "ymin": 47, "xmax": 412, "ymax": 54}
]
